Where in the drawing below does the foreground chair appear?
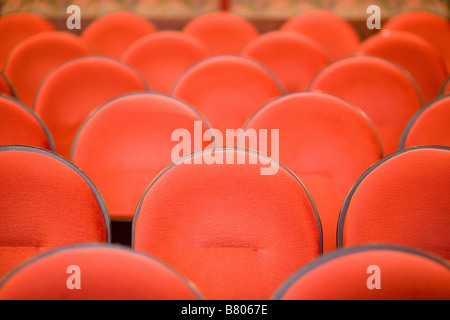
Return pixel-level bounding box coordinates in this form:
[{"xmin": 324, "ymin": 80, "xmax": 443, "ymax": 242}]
[
  {"xmin": 273, "ymin": 245, "xmax": 450, "ymax": 300},
  {"xmin": 0, "ymin": 244, "xmax": 202, "ymax": 300},
  {"xmin": 338, "ymin": 146, "xmax": 450, "ymax": 262},
  {"xmin": 133, "ymin": 148, "xmax": 322, "ymax": 300},
  {"xmin": 0, "ymin": 146, "xmax": 110, "ymax": 279}
]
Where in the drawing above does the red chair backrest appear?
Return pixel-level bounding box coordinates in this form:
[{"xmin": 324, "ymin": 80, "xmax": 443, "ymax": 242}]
[
  {"xmin": 281, "ymin": 9, "xmax": 360, "ymax": 61},
  {"xmin": 122, "ymin": 30, "xmax": 210, "ymax": 94},
  {"xmin": 240, "ymin": 91, "xmax": 382, "ymax": 253},
  {"xmin": 4, "ymin": 31, "xmax": 93, "ymax": 108},
  {"xmin": 171, "ymin": 55, "xmax": 284, "ymax": 139},
  {"xmin": 309, "ymin": 55, "xmax": 423, "ymax": 155},
  {"xmin": 183, "ymin": 11, "xmax": 259, "ymax": 55},
  {"xmin": 0, "ymin": 73, "xmax": 15, "ymax": 97},
  {"xmin": 0, "ymin": 95, "xmax": 53, "ymax": 150},
  {"xmin": 0, "ymin": 244, "xmax": 202, "ymax": 300},
  {"xmin": 356, "ymin": 30, "xmax": 447, "ymax": 104},
  {"xmin": 0, "ymin": 146, "xmax": 110, "ymax": 279},
  {"xmin": 81, "ymin": 11, "xmax": 157, "ymax": 59},
  {"xmin": 241, "ymin": 30, "xmax": 329, "ymax": 93},
  {"xmin": 273, "ymin": 245, "xmax": 450, "ymax": 300},
  {"xmin": 338, "ymin": 146, "xmax": 450, "ymax": 262},
  {"xmin": 383, "ymin": 10, "xmax": 450, "ymax": 74},
  {"xmin": 133, "ymin": 148, "xmax": 322, "ymax": 300},
  {"xmin": 0, "ymin": 12, "xmax": 55, "ymax": 70},
  {"xmin": 71, "ymin": 93, "xmax": 212, "ymax": 221},
  {"xmin": 34, "ymin": 55, "xmax": 148, "ymax": 158}
]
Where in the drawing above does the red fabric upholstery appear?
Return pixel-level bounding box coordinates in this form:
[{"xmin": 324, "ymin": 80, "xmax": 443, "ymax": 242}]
[
  {"xmin": 338, "ymin": 146, "xmax": 450, "ymax": 262},
  {"xmin": 0, "ymin": 244, "xmax": 201, "ymax": 300},
  {"xmin": 133, "ymin": 148, "xmax": 322, "ymax": 300},
  {"xmin": 273, "ymin": 245, "xmax": 450, "ymax": 300},
  {"xmin": 0, "ymin": 146, "xmax": 110, "ymax": 279},
  {"xmin": 241, "ymin": 30, "xmax": 329, "ymax": 93},
  {"xmin": 356, "ymin": 30, "xmax": 448, "ymax": 104},
  {"xmin": 0, "ymin": 73, "xmax": 14, "ymax": 97},
  {"xmin": 183, "ymin": 11, "xmax": 258, "ymax": 55},
  {"xmin": 383, "ymin": 10, "xmax": 450, "ymax": 74},
  {"xmin": 441, "ymin": 77, "xmax": 450, "ymax": 96},
  {"xmin": 34, "ymin": 56, "xmax": 148, "ymax": 158},
  {"xmin": 281, "ymin": 9, "xmax": 360, "ymax": 60},
  {"xmin": 400, "ymin": 95, "xmax": 450, "ymax": 149},
  {"xmin": 122, "ymin": 30, "xmax": 210, "ymax": 94},
  {"xmin": 171, "ymin": 55, "xmax": 284, "ymax": 138},
  {"xmin": 0, "ymin": 96, "xmax": 53, "ymax": 150},
  {"xmin": 82, "ymin": 11, "xmax": 157, "ymax": 59},
  {"xmin": 4, "ymin": 31, "xmax": 92, "ymax": 108},
  {"xmin": 71, "ymin": 93, "xmax": 211, "ymax": 221},
  {"xmin": 240, "ymin": 92, "xmax": 382, "ymax": 253},
  {"xmin": 309, "ymin": 55, "xmax": 422, "ymax": 155},
  {"xmin": 0, "ymin": 12, "xmax": 55, "ymax": 70}
]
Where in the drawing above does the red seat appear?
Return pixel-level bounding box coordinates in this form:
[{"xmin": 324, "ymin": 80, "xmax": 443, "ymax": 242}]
[
  {"xmin": 171, "ymin": 55, "xmax": 284, "ymax": 139},
  {"xmin": 241, "ymin": 30, "xmax": 329, "ymax": 93},
  {"xmin": 183, "ymin": 11, "xmax": 259, "ymax": 55},
  {"xmin": 4, "ymin": 31, "xmax": 92, "ymax": 108},
  {"xmin": 273, "ymin": 245, "xmax": 450, "ymax": 300},
  {"xmin": 34, "ymin": 56, "xmax": 148, "ymax": 158},
  {"xmin": 0, "ymin": 244, "xmax": 202, "ymax": 300},
  {"xmin": 0, "ymin": 95, "xmax": 53, "ymax": 150},
  {"xmin": 133, "ymin": 148, "xmax": 322, "ymax": 300},
  {"xmin": 122, "ymin": 30, "xmax": 210, "ymax": 94},
  {"xmin": 309, "ymin": 55, "xmax": 422, "ymax": 155},
  {"xmin": 240, "ymin": 91, "xmax": 382, "ymax": 253},
  {"xmin": 0, "ymin": 12, "xmax": 55, "ymax": 70},
  {"xmin": 399, "ymin": 95, "xmax": 450, "ymax": 149},
  {"xmin": 383, "ymin": 10, "xmax": 450, "ymax": 74},
  {"xmin": 81, "ymin": 11, "xmax": 157, "ymax": 59},
  {"xmin": 356, "ymin": 30, "xmax": 448, "ymax": 104},
  {"xmin": 0, "ymin": 146, "xmax": 110, "ymax": 279},
  {"xmin": 281, "ymin": 9, "xmax": 360, "ymax": 61},
  {"xmin": 71, "ymin": 93, "xmax": 212, "ymax": 221},
  {"xmin": 338, "ymin": 146, "xmax": 450, "ymax": 262},
  {"xmin": 0, "ymin": 73, "xmax": 15, "ymax": 97}
]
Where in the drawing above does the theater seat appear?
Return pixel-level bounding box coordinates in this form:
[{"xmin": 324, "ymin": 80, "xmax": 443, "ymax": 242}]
[
  {"xmin": 133, "ymin": 148, "xmax": 322, "ymax": 300},
  {"xmin": 399, "ymin": 95, "xmax": 450, "ymax": 149},
  {"xmin": 183, "ymin": 11, "xmax": 259, "ymax": 55},
  {"xmin": 171, "ymin": 55, "xmax": 284, "ymax": 139},
  {"xmin": 0, "ymin": 146, "xmax": 110, "ymax": 279},
  {"xmin": 122, "ymin": 30, "xmax": 210, "ymax": 94},
  {"xmin": 4, "ymin": 31, "xmax": 93, "ymax": 108},
  {"xmin": 338, "ymin": 146, "xmax": 450, "ymax": 262},
  {"xmin": 383, "ymin": 10, "xmax": 450, "ymax": 74},
  {"xmin": 0, "ymin": 12, "xmax": 55, "ymax": 70},
  {"xmin": 81, "ymin": 11, "xmax": 157, "ymax": 59},
  {"xmin": 309, "ymin": 55, "xmax": 422, "ymax": 155},
  {"xmin": 0, "ymin": 244, "xmax": 202, "ymax": 300},
  {"xmin": 71, "ymin": 92, "xmax": 212, "ymax": 221},
  {"xmin": 240, "ymin": 91, "xmax": 382, "ymax": 253},
  {"xmin": 0, "ymin": 95, "xmax": 54, "ymax": 150},
  {"xmin": 34, "ymin": 55, "xmax": 148, "ymax": 158},
  {"xmin": 356, "ymin": 30, "xmax": 447, "ymax": 104},
  {"xmin": 273, "ymin": 245, "xmax": 450, "ymax": 300},
  {"xmin": 241, "ymin": 30, "xmax": 329, "ymax": 93},
  {"xmin": 281, "ymin": 9, "xmax": 360, "ymax": 60}
]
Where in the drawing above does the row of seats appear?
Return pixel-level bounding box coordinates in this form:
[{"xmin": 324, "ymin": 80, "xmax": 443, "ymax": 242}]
[
  {"xmin": 2, "ymin": 92, "xmax": 449, "ymax": 251},
  {"xmin": 0, "ymin": 146, "xmax": 449, "ymax": 299},
  {"xmin": 0, "ymin": 243, "xmax": 448, "ymax": 300}
]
